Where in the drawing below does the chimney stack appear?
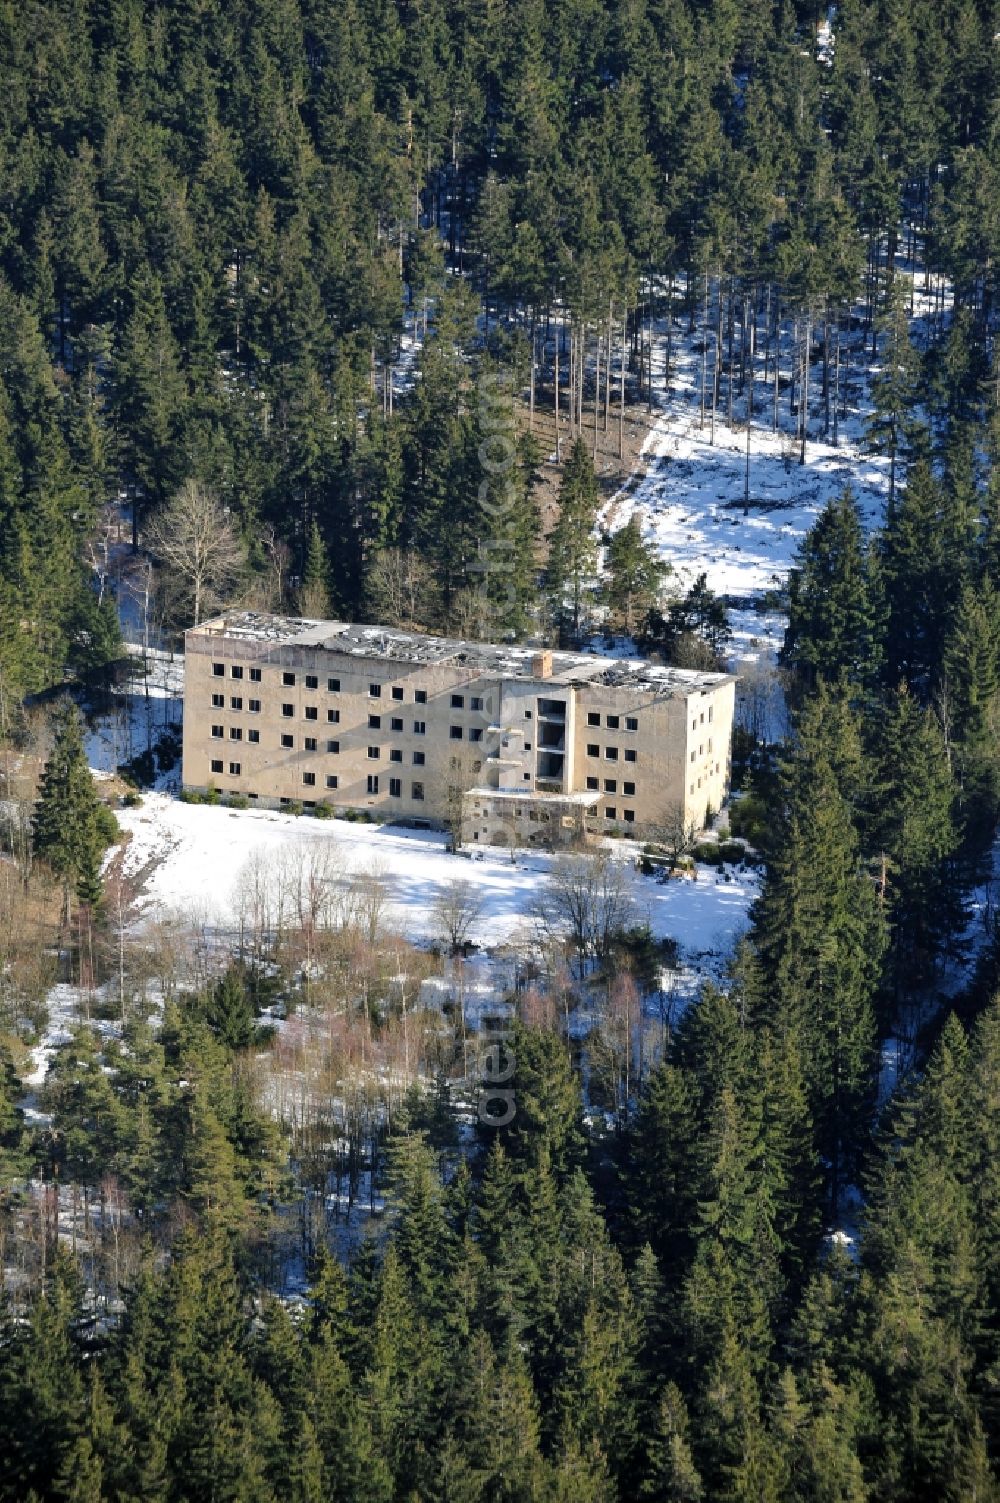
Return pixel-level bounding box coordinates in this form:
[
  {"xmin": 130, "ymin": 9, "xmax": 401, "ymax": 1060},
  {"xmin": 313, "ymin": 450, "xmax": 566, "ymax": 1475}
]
[{"xmin": 532, "ymin": 650, "xmax": 553, "ymax": 680}]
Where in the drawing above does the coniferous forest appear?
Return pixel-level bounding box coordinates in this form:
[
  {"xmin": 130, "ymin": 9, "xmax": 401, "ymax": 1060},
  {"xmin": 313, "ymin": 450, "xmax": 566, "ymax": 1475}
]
[{"xmin": 5, "ymin": 0, "xmax": 1000, "ymax": 1498}]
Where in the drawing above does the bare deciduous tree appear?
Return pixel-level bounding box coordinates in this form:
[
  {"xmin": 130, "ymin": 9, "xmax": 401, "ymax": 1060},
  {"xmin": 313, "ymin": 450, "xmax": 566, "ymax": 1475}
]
[
  {"xmin": 648, "ymin": 803, "xmax": 699, "ymax": 866},
  {"xmin": 427, "ymin": 749, "xmax": 483, "ymax": 849},
  {"xmin": 348, "ymin": 862, "xmax": 391, "ymax": 947},
  {"xmin": 432, "ymin": 879, "xmax": 485, "ymax": 954},
  {"xmin": 365, "ymin": 547, "xmax": 440, "ymax": 628},
  {"xmin": 145, "ymin": 479, "xmax": 246, "ymax": 626},
  {"xmin": 534, "ymin": 851, "xmax": 636, "ymax": 975}
]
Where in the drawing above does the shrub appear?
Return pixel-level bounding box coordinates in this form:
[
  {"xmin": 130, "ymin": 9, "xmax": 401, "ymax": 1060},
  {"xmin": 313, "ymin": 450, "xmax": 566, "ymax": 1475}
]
[
  {"xmin": 121, "ymin": 749, "xmax": 156, "ymax": 788},
  {"xmin": 154, "ymin": 725, "xmax": 183, "ymax": 773},
  {"xmin": 225, "ymin": 793, "xmax": 249, "ymax": 810},
  {"xmin": 94, "ymin": 803, "xmax": 121, "ymax": 845},
  {"xmin": 121, "ymin": 791, "xmax": 142, "ymax": 808},
  {"xmin": 729, "ymin": 793, "xmax": 768, "ymax": 847},
  {"xmin": 285, "ymin": 799, "xmax": 303, "ymax": 817},
  {"xmin": 312, "ymin": 802, "xmax": 334, "ymax": 819}
]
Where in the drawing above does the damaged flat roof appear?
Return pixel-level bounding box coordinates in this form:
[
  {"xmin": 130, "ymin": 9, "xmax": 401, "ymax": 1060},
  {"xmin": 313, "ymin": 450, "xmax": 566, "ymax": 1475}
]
[{"xmin": 189, "ymin": 611, "xmax": 735, "ymax": 694}]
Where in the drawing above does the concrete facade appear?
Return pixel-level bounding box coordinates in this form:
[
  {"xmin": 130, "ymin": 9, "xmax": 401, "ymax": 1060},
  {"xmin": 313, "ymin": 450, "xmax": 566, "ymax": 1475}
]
[{"xmin": 182, "ymin": 613, "xmax": 736, "ymax": 845}]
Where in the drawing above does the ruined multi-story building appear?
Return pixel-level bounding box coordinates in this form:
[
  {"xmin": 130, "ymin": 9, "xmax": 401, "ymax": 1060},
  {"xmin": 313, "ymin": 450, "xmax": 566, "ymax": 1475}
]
[{"xmin": 182, "ymin": 612, "xmax": 736, "ymax": 845}]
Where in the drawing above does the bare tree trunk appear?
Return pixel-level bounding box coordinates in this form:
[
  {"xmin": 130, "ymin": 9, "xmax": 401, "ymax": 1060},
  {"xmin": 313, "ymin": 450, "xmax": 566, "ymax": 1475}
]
[
  {"xmin": 605, "ymin": 298, "xmax": 613, "ymax": 432},
  {"xmin": 637, "ymin": 286, "xmax": 645, "ymax": 401},
  {"xmin": 579, "ymin": 321, "xmax": 586, "ymax": 429},
  {"xmin": 714, "ymin": 276, "xmax": 723, "ymax": 427},
  {"xmin": 646, "ymin": 284, "xmax": 653, "ymax": 417},
  {"xmin": 700, "ymin": 271, "xmax": 709, "ymax": 429},
  {"xmin": 833, "ymin": 318, "xmax": 841, "ymax": 446},
  {"xmin": 822, "ymin": 309, "xmax": 830, "ymax": 436},
  {"xmin": 800, "ymin": 312, "xmax": 811, "ymax": 464},
  {"xmin": 726, "ymin": 278, "xmax": 735, "ymax": 424},
  {"xmin": 773, "ymin": 303, "xmax": 780, "ymax": 433},
  {"xmin": 529, "ymin": 311, "xmax": 535, "ymax": 431},
  {"xmin": 593, "ymin": 326, "xmax": 601, "ymax": 461},
  {"xmin": 555, "ymin": 319, "xmax": 561, "ymax": 463},
  {"xmin": 619, "ymin": 306, "xmax": 626, "ymax": 461},
  {"xmin": 710, "ymin": 280, "xmax": 719, "ymax": 445},
  {"xmin": 569, "ymin": 327, "xmax": 576, "ymax": 437}
]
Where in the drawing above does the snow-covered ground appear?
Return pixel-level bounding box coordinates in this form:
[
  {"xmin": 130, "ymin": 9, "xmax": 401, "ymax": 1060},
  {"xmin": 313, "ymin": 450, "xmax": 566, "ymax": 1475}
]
[
  {"xmin": 114, "ymin": 792, "xmax": 757, "ymax": 974},
  {"xmin": 594, "ymin": 249, "xmax": 948, "ymax": 697},
  {"xmin": 605, "ymin": 405, "xmax": 887, "ymax": 602},
  {"xmin": 84, "ymin": 647, "xmax": 183, "ymax": 785}
]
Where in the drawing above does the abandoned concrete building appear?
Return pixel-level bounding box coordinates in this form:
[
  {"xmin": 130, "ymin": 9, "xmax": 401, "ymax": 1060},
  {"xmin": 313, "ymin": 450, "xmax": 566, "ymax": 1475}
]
[{"xmin": 182, "ymin": 612, "xmax": 736, "ymax": 845}]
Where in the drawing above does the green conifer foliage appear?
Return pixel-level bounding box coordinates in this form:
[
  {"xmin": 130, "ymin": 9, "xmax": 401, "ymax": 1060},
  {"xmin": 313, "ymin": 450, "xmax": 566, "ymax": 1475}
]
[
  {"xmin": 783, "ymin": 488, "xmax": 875, "ymax": 689},
  {"xmin": 546, "ymin": 438, "xmax": 600, "ymax": 642},
  {"xmin": 604, "ymin": 516, "xmax": 667, "ymax": 638},
  {"xmin": 866, "ymin": 685, "xmax": 960, "ymax": 990},
  {"xmin": 299, "ymin": 517, "xmax": 332, "ymax": 618},
  {"xmin": 32, "ymin": 702, "xmax": 119, "ymax": 923},
  {"xmin": 754, "ymin": 689, "xmax": 884, "ymax": 1205}
]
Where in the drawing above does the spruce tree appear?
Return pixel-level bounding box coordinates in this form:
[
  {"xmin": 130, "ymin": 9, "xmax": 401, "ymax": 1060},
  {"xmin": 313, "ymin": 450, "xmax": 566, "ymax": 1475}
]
[
  {"xmin": 604, "ymin": 516, "xmax": 667, "ymax": 639},
  {"xmin": 299, "ymin": 518, "xmax": 332, "ymax": 619},
  {"xmin": 754, "ymin": 689, "xmax": 884, "ymax": 1205},
  {"xmin": 783, "ymin": 488, "xmax": 875, "ymax": 689},
  {"xmin": 866, "ymin": 684, "xmax": 960, "ymax": 992},
  {"xmin": 33, "ymin": 702, "xmax": 119, "ymax": 924},
  {"xmin": 880, "ymin": 460, "xmax": 953, "ymax": 695},
  {"xmin": 546, "ymin": 438, "xmax": 600, "ymax": 642},
  {"xmin": 867, "ymin": 273, "xmax": 921, "ymax": 509},
  {"xmin": 942, "ymin": 579, "xmax": 1000, "ymax": 836}
]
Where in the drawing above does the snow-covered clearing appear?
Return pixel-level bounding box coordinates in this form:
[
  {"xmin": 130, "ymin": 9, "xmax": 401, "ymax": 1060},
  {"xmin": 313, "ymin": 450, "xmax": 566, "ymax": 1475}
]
[
  {"xmin": 595, "ymin": 247, "xmax": 948, "ymax": 692},
  {"xmin": 604, "ymin": 403, "xmax": 887, "ymax": 603},
  {"xmin": 114, "ymin": 792, "xmax": 758, "ymax": 974}
]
